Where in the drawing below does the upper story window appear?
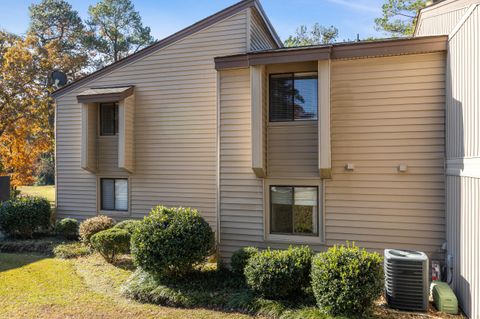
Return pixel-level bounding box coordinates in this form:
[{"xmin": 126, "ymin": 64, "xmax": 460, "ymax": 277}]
[
  {"xmin": 100, "ymin": 102, "xmax": 119, "ymax": 136},
  {"xmin": 269, "ymin": 72, "xmax": 318, "ymax": 122}
]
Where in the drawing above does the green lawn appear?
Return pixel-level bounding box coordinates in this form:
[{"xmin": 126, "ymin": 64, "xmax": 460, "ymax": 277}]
[
  {"xmin": 0, "ymin": 253, "xmax": 252, "ymax": 319},
  {"xmin": 17, "ymin": 185, "xmax": 55, "ymax": 206}
]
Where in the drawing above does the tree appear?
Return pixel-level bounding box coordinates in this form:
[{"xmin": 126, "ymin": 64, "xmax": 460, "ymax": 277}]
[
  {"xmin": 0, "ymin": 34, "xmax": 54, "ymax": 186},
  {"xmin": 28, "ymin": 0, "xmax": 89, "ymax": 79},
  {"xmin": 85, "ymin": 0, "xmax": 155, "ymax": 66},
  {"xmin": 375, "ymin": 0, "xmax": 428, "ymax": 36},
  {"xmin": 284, "ymin": 23, "xmax": 338, "ymax": 47}
]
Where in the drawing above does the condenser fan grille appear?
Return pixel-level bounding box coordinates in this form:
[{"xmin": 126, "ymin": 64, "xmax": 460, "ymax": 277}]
[{"xmin": 384, "ymin": 249, "xmax": 429, "ymax": 311}]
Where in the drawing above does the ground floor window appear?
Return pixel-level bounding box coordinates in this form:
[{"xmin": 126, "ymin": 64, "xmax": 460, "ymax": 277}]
[
  {"xmin": 101, "ymin": 178, "xmax": 128, "ymax": 211},
  {"xmin": 270, "ymin": 186, "xmax": 318, "ymax": 236}
]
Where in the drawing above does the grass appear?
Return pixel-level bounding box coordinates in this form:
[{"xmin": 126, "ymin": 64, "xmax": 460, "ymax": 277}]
[
  {"xmin": 17, "ymin": 185, "xmax": 55, "ymax": 206},
  {"xmin": 0, "ymin": 252, "xmax": 465, "ymax": 319},
  {"xmin": 0, "ymin": 253, "xmax": 252, "ymax": 319}
]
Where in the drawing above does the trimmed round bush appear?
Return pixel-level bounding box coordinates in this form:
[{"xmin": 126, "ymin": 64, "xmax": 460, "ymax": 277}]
[
  {"xmin": 114, "ymin": 219, "xmax": 141, "ymax": 235},
  {"xmin": 131, "ymin": 205, "xmax": 214, "ymax": 277},
  {"xmin": 91, "ymin": 228, "xmax": 130, "ymax": 262},
  {"xmin": 0, "ymin": 196, "xmax": 51, "ymax": 238},
  {"xmin": 79, "ymin": 215, "xmax": 115, "ymax": 245},
  {"xmin": 311, "ymin": 243, "xmax": 384, "ymax": 316},
  {"xmin": 230, "ymin": 246, "xmax": 258, "ymax": 275},
  {"xmin": 244, "ymin": 246, "xmax": 313, "ymax": 299},
  {"xmin": 55, "ymin": 218, "xmax": 79, "ymax": 239}
]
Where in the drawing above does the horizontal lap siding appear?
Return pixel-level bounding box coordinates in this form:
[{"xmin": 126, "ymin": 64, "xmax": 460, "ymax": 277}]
[
  {"xmin": 267, "ymin": 123, "xmax": 318, "ymax": 178},
  {"xmin": 249, "ymin": 8, "xmax": 277, "ymax": 51},
  {"xmin": 328, "ymin": 53, "xmax": 446, "ymax": 259},
  {"xmin": 56, "ymin": 11, "xmax": 249, "ymax": 225},
  {"xmin": 219, "ymin": 68, "xmax": 266, "ymax": 261}
]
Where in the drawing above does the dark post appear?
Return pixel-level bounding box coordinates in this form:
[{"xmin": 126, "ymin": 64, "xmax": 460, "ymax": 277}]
[{"xmin": 0, "ymin": 176, "xmax": 10, "ymax": 202}]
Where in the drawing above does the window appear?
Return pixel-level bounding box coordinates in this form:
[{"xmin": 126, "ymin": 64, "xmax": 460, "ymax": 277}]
[
  {"xmin": 269, "ymin": 72, "xmax": 318, "ymax": 122},
  {"xmin": 270, "ymin": 186, "xmax": 318, "ymax": 236},
  {"xmin": 101, "ymin": 178, "xmax": 128, "ymax": 211},
  {"xmin": 100, "ymin": 103, "xmax": 118, "ymax": 136}
]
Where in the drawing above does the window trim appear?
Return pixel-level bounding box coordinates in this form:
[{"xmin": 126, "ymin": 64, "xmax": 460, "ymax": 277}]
[
  {"xmin": 264, "ymin": 179, "xmax": 325, "ymax": 245},
  {"xmin": 99, "ymin": 102, "xmax": 119, "ymax": 136},
  {"xmin": 98, "ymin": 177, "xmax": 130, "ymax": 215},
  {"xmin": 269, "ymin": 72, "xmax": 318, "ymax": 123}
]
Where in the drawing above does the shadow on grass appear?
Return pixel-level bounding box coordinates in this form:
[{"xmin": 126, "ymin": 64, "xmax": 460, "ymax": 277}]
[{"xmin": 0, "ymin": 253, "xmax": 46, "ymax": 272}]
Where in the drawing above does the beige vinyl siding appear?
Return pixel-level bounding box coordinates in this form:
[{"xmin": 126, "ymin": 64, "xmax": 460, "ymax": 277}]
[
  {"xmin": 218, "ymin": 68, "xmax": 265, "ymax": 259},
  {"xmin": 249, "ymin": 7, "xmax": 277, "ymax": 51},
  {"xmin": 97, "ymin": 137, "xmax": 125, "ymax": 176},
  {"xmin": 443, "ymin": 5, "xmax": 480, "ymax": 319},
  {"xmin": 118, "ymin": 94, "xmax": 135, "ymax": 172},
  {"xmin": 81, "ymin": 103, "xmax": 97, "ymax": 173},
  {"xmin": 267, "ymin": 123, "xmax": 319, "ymax": 178},
  {"xmin": 218, "ymin": 52, "xmax": 446, "ymax": 262},
  {"xmin": 328, "ymin": 53, "xmax": 446, "ymax": 258},
  {"xmin": 56, "ymin": 11, "xmax": 249, "ymax": 224}
]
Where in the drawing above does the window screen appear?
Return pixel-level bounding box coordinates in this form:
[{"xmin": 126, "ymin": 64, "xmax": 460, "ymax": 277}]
[
  {"xmin": 100, "ymin": 103, "xmax": 118, "ymax": 136},
  {"xmin": 269, "ymin": 73, "xmax": 318, "ymax": 122},
  {"xmin": 101, "ymin": 178, "xmax": 128, "ymax": 211},
  {"xmin": 270, "ymin": 186, "xmax": 318, "ymax": 236}
]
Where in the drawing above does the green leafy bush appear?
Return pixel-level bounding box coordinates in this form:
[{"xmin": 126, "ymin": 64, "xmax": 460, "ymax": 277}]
[
  {"xmin": 91, "ymin": 228, "xmax": 130, "ymax": 262},
  {"xmin": 53, "ymin": 242, "xmax": 91, "ymax": 259},
  {"xmin": 0, "ymin": 196, "xmax": 51, "ymax": 238},
  {"xmin": 311, "ymin": 242, "xmax": 384, "ymax": 316},
  {"xmin": 114, "ymin": 219, "xmax": 141, "ymax": 234},
  {"xmin": 131, "ymin": 205, "xmax": 214, "ymax": 277},
  {"xmin": 54, "ymin": 218, "xmax": 79, "ymax": 239},
  {"xmin": 79, "ymin": 215, "xmax": 115, "ymax": 245},
  {"xmin": 244, "ymin": 246, "xmax": 313, "ymax": 299},
  {"xmin": 231, "ymin": 246, "xmax": 258, "ymax": 275}
]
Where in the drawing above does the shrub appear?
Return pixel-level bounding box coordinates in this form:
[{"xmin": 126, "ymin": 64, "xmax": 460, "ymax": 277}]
[
  {"xmin": 91, "ymin": 228, "xmax": 130, "ymax": 262},
  {"xmin": 114, "ymin": 219, "xmax": 141, "ymax": 235},
  {"xmin": 79, "ymin": 215, "xmax": 115, "ymax": 245},
  {"xmin": 231, "ymin": 246, "xmax": 258, "ymax": 275},
  {"xmin": 131, "ymin": 205, "xmax": 214, "ymax": 277},
  {"xmin": 53, "ymin": 242, "xmax": 91, "ymax": 259},
  {"xmin": 0, "ymin": 196, "xmax": 51, "ymax": 238},
  {"xmin": 244, "ymin": 246, "xmax": 313, "ymax": 299},
  {"xmin": 311, "ymin": 242, "xmax": 384, "ymax": 316},
  {"xmin": 54, "ymin": 218, "xmax": 79, "ymax": 239}
]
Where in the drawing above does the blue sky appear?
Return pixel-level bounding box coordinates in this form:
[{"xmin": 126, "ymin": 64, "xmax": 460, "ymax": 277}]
[{"xmin": 0, "ymin": 0, "xmax": 387, "ymax": 42}]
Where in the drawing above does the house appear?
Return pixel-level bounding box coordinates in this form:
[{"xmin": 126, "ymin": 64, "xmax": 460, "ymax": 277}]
[{"xmin": 52, "ymin": 0, "xmax": 479, "ymax": 317}]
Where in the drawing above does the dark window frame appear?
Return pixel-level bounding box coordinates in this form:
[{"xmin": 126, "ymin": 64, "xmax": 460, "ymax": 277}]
[
  {"xmin": 100, "ymin": 178, "xmax": 128, "ymax": 212},
  {"xmin": 269, "ymin": 185, "xmax": 319, "ymax": 236},
  {"xmin": 269, "ymin": 72, "xmax": 318, "ymax": 122},
  {"xmin": 99, "ymin": 102, "xmax": 119, "ymax": 136}
]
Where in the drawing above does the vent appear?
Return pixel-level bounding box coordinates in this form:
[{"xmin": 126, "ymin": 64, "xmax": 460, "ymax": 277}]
[{"xmin": 384, "ymin": 249, "xmax": 429, "ymax": 311}]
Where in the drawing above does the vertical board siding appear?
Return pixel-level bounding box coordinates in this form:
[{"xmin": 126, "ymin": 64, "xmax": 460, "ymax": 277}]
[
  {"xmin": 447, "ymin": 6, "xmax": 480, "ymax": 159},
  {"xmin": 444, "ymin": 6, "xmax": 480, "ymax": 319},
  {"xmin": 417, "ymin": 7, "xmax": 468, "ymax": 36},
  {"xmin": 329, "ymin": 53, "xmax": 446, "ymax": 258},
  {"xmin": 249, "ymin": 8, "xmax": 277, "ymax": 51},
  {"xmin": 446, "ymin": 176, "xmax": 480, "ymax": 319},
  {"xmin": 56, "ymin": 11, "xmax": 249, "ymax": 225},
  {"xmin": 267, "ymin": 123, "xmax": 319, "ymax": 178},
  {"xmin": 219, "ymin": 68, "xmax": 266, "ymax": 260}
]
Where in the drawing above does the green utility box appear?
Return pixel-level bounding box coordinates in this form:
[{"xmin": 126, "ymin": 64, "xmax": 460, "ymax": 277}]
[{"xmin": 431, "ymin": 281, "xmax": 458, "ymax": 314}]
